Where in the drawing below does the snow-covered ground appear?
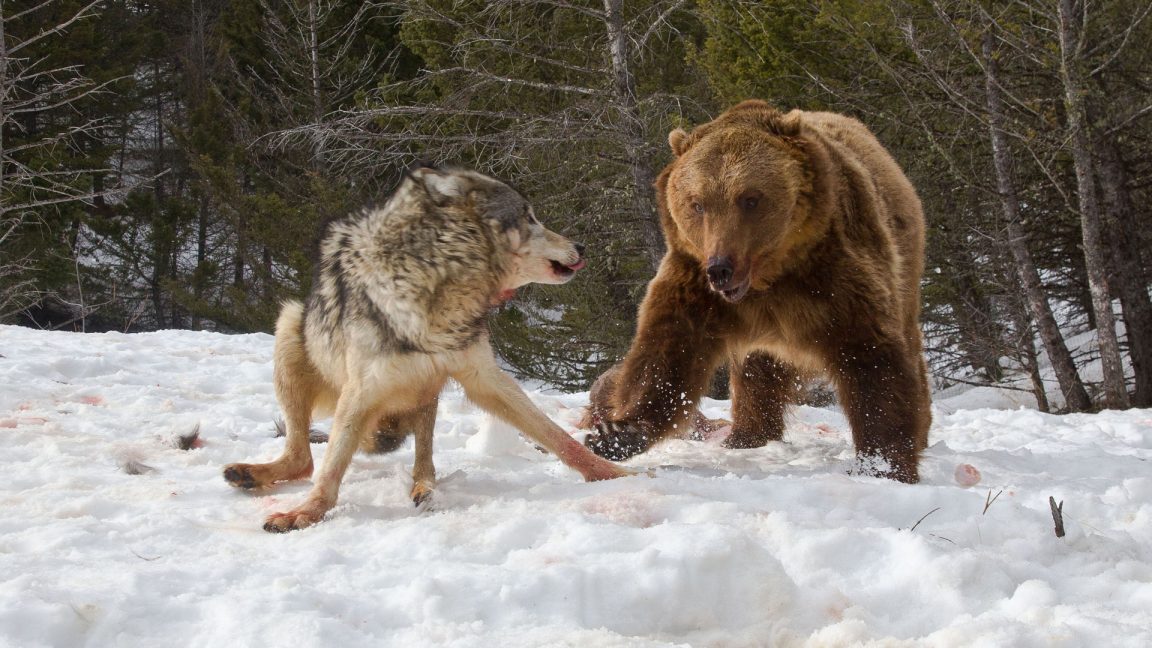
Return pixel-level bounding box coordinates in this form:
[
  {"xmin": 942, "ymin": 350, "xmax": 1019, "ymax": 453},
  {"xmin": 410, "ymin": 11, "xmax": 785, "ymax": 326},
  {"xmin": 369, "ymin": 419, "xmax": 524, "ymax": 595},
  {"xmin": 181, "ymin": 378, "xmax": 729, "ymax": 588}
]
[{"xmin": 0, "ymin": 325, "xmax": 1149, "ymax": 647}]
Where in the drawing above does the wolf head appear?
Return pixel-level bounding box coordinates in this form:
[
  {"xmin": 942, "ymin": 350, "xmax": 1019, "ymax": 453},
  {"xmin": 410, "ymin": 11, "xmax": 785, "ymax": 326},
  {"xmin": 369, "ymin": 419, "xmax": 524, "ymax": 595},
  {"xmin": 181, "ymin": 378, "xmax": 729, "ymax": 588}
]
[{"xmin": 407, "ymin": 165, "xmax": 586, "ymax": 293}]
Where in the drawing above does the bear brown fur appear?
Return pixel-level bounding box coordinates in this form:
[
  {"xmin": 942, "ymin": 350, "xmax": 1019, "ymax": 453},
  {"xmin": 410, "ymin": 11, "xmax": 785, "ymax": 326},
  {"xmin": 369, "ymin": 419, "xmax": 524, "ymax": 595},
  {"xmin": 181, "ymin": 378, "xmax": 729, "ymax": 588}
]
[{"xmin": 585, "ymin": 100, "xmax": 931, "ymax": 483}]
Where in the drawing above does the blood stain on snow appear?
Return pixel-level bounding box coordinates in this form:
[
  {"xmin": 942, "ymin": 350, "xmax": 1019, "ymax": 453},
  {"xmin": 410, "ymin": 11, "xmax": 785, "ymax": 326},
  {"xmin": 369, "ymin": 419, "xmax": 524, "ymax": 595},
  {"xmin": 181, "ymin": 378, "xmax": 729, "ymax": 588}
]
[
  {"xmin": 814, "ymin": 423, "xmax": 840, "ymax": 436},
  {"xmin": 0, "ymin": 417, "xmax": 48, "ymax": 427},
  {"xmin": 578, "ymin": 492, "xmax": 661, "ymax": 528}
]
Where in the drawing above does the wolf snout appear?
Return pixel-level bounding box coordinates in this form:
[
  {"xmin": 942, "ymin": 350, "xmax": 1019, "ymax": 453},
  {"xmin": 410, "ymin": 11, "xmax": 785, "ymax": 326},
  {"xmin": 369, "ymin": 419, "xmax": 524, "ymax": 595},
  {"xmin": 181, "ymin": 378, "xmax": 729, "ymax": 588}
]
[{"xmin": 555, "ymin": 242, "xmax": 586, "ymax": 271}]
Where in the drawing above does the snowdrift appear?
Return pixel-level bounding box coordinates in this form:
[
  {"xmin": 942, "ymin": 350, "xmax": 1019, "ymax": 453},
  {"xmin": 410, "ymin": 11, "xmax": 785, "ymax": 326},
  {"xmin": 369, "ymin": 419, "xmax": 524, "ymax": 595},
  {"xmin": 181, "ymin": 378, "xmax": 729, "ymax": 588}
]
[{"xmin": 0, "ymin": 325, "xmax": 1149, "ymax": 646}]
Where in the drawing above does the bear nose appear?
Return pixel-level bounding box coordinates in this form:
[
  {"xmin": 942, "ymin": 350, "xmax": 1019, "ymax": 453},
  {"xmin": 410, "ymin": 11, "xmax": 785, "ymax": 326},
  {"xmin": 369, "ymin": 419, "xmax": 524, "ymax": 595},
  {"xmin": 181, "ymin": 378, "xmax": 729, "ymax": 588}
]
[
  {"xmin": 574, "ymin": 243, "xmax": 586, "ymax": 256},
  {"xmin": 706, "ymin": 256, "xmax": 733, "ymax": 289}
]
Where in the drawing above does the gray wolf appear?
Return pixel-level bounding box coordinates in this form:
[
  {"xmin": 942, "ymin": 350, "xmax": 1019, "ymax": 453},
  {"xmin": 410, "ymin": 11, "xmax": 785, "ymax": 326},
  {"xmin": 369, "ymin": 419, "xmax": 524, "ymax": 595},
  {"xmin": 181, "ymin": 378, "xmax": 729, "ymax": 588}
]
[{"xmin": 224, "ymin": 164, "xmax": 630, "ymax": 532}]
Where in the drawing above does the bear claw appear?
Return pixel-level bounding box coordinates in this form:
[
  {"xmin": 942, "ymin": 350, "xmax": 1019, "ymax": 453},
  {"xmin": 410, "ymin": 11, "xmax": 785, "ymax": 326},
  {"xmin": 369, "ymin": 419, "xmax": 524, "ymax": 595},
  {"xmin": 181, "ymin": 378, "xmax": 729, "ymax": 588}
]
[{"xmin": 585, "ymin": 420, "xmax": 654, "ymax": 461}]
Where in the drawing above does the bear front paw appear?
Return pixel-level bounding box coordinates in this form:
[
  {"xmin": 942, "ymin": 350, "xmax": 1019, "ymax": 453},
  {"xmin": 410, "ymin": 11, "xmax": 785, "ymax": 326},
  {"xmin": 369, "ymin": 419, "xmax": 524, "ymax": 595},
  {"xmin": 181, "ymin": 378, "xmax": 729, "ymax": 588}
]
[{"xmin": 585, "ymin": 419, "xmax": 656, "ymax": 461}]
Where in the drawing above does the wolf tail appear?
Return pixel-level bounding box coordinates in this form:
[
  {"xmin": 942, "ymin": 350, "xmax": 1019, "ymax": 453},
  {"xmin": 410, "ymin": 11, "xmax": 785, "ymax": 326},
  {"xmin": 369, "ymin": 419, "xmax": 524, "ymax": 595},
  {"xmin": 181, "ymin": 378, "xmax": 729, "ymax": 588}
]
[
  {"xmin": 274, "ymin": 300, "xmax": 338, "ymax": 418},
  {"xmin": 276, "ymin": 299, "xmax": 306, "ymax": 337}
]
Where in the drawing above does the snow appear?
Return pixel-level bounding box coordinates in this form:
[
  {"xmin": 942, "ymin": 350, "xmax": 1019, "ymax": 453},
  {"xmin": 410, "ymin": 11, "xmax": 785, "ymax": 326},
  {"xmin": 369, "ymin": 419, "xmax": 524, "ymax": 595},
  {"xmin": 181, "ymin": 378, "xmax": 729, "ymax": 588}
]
[{"xmin": 1, "ymin": 325, "xmax": 1149, "ymax": 647}]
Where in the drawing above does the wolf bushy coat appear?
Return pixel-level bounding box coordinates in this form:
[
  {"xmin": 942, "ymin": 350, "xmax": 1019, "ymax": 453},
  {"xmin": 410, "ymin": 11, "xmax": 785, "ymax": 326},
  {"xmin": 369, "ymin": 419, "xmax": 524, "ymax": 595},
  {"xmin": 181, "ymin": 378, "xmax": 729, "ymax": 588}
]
[{"xmin": 224, "ymin": 165, "xmax": 629, "ymax": 532}]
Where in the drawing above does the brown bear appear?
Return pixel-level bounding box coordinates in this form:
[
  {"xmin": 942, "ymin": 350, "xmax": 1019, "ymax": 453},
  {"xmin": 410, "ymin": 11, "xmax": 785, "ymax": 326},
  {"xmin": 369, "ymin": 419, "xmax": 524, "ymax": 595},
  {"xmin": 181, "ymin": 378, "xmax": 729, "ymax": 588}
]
[{"xmin": 585, "ymin": 100, "xmax": 931, "ymax": 483}]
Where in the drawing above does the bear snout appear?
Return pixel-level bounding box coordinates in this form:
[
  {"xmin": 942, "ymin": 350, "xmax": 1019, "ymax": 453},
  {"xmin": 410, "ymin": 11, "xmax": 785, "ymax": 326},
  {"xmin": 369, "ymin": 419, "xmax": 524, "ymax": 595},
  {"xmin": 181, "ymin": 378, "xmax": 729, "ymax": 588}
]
[
  {"xmin": 706, "ymin": 256, "xmax": 751, "ymax": 302},
  {"xmin": 706, "ymin": 256, "xmax": 734, "ymax": 290}
]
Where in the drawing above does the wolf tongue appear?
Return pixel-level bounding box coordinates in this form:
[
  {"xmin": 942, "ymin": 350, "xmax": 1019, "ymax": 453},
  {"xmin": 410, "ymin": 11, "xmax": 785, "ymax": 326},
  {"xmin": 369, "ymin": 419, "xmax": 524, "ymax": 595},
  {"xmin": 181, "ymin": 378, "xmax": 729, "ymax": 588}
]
[{"xmin": 567, "ymin": 259, "xmax": 586, "ymax": 271}]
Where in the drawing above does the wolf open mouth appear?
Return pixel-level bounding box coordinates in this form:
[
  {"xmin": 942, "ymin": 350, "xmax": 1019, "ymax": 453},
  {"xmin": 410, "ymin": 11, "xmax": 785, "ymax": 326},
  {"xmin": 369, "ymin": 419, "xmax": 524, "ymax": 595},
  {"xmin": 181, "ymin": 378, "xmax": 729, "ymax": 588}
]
[{"xmin": 550, "ymin": 258, "xmax": 586, "ymax": 277}]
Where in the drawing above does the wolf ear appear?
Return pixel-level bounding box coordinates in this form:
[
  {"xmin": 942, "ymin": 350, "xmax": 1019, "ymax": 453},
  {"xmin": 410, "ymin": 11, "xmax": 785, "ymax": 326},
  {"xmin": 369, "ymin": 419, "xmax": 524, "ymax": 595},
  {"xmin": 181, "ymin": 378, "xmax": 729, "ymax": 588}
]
[
  {"xmin": 668, "ymin": 128, "xmax": 689, "ymax": 156},
  {"xmin": 410, "ymin": 165, "xmax": 467, "ymax": 203},
  {"xmin": 506, "ymin": 227, "xmax": 522, "ymax": 250}
]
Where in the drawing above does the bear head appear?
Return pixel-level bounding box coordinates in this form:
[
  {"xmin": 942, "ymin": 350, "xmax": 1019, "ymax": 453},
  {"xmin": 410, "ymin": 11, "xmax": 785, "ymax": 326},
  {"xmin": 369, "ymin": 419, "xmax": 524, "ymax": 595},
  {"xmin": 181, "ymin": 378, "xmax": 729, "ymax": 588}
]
[{"xmin": 657, "ymin": 100, "xmax": 825, "ymax": 303}]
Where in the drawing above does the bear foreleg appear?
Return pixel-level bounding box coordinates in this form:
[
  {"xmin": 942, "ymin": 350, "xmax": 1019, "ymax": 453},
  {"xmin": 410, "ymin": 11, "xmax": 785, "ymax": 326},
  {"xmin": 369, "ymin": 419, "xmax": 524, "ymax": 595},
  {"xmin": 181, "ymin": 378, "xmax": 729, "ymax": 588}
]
[
  {"xmin": 585, "ymin": 277, "xmax": 728, "ymax": 460},
  {"xmin": 724, "ymin": 352, "xmax": 800, "ymax": 449},
  {"xmin": 831, "ymin": 340, "xmax": 930, "ymax": 483}
]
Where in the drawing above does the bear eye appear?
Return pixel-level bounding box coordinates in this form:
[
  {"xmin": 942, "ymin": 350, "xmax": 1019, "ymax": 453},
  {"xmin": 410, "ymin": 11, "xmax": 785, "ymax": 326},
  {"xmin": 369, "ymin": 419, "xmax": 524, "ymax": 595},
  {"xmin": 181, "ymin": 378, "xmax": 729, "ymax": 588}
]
[
  {"xmin": 691, "ymin": 202, "xmax": 705, "ymax": 215},
  {"xmin": 740, "ymin": 195, "xmax": 760, "ymax": 210}
]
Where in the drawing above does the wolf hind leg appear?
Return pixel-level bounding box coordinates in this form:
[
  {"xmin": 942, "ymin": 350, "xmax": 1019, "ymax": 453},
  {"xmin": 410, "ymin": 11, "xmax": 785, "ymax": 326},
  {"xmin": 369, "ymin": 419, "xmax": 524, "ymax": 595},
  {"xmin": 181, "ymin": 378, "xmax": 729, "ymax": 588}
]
[
  {"xmin": 360, "ymin": 398, "xmax": 439, "ymax": 504},
  {"xmin": 224, "ymin": 302, "xmax": 328, "ymax": 489},
  {"xmin": 404, "ymin": 399, "xmax": 439, "ymax": 507}
]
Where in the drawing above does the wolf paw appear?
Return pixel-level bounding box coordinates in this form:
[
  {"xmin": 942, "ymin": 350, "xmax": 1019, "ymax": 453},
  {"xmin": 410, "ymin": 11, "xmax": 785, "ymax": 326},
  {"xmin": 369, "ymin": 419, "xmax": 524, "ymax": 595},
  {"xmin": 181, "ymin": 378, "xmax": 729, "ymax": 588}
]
[
  {"xmin": 223, "ymin": 464, "xmax": 260, "ymax": 489},
  {"xmin": 262, "ymin": 503, "xmax": 329, "ymax": 533}
]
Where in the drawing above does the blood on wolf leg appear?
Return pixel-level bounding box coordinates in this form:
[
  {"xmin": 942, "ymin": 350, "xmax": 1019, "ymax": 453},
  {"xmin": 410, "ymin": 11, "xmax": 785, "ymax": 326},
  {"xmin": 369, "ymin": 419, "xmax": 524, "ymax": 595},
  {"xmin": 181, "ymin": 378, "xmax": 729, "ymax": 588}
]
[{"xmin": 553, "ymin": 433, "xmax": 634, "ymax": 481}]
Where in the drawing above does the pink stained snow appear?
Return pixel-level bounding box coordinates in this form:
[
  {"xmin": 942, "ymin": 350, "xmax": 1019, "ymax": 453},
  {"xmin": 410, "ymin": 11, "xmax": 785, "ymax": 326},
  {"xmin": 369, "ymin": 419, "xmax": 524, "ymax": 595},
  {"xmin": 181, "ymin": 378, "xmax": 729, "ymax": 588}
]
[{"xmin": 0, "ymin": 324, "xmax": 1150, "ymax": 647}]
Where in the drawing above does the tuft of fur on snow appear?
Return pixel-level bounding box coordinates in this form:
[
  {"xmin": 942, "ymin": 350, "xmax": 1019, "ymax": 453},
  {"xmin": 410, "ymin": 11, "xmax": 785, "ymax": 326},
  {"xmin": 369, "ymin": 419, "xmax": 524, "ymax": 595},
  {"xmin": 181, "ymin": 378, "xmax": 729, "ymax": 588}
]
[
  {"xmin": 272, "ymin": 418, "xmax": 329, "ymax": 444},
  {"xmin": 119, "ymin": 455, "xmax": 156, "ymax": 475},
  {"xmin": 172, "ymin": 423, "xmax": 203, "ymax": 450}
]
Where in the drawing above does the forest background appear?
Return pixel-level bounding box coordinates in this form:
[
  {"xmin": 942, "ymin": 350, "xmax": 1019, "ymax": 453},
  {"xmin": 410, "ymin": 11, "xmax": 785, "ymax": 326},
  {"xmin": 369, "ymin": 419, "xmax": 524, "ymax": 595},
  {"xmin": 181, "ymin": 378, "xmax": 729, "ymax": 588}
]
[{"xmin": 3, "ymin": 0, "xmax": 1150, "ymax": 412}]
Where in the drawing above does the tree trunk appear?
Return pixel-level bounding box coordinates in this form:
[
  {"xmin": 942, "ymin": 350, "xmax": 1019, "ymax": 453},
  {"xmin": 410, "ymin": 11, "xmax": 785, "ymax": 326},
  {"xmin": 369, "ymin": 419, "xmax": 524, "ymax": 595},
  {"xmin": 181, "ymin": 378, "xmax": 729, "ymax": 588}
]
[
  {"xmin": 946, "ymin": 195, "xmax": 1005, "ymax": 382},
  {"xmin": 307, "ymin": 0, "xmax": 324, "ymax": 168},
  {"xmin": 193, "ymin": 193, "xmax": 209, "ymax": 329},
  {"xmin": 1009, "ymin": 288, "xmax": 1051, "ymax": 413},
  {"xmin": 603, "ymin": 0, "xmax": 664, "ymax": 272},
  {"xmin": 952, "ymin": 267, "xmax": 1004, "ymax": 382},
  {"xmin": 982, "ymin": 28, "xmax": 1091, "ymax": 411},
  {"xmin": 234, "ymin": 216, "xmax": 246, "ymax": 289},
  {"xmin": 151, "ymin": 60, "xmax": 168, "ymax": 329},
  {"xmin": 1096, "ymin": 135, "xmax": 1152, "ymax": 406},
  {"xmin": 1057, "ymin": 0, "xmax": 1128, "ymax": 408}
]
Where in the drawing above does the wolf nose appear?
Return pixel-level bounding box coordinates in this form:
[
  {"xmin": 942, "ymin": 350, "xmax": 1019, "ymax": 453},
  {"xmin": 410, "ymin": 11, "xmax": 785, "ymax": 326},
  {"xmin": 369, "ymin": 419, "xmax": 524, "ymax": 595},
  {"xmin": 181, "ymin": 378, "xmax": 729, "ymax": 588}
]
[
  {"xmin": 706, "ymin": 257, "xmax": 734, "ymax": 289},
  {"xmin": 574, "ymin": 243, "xmax": 586, "ymax": 256}
]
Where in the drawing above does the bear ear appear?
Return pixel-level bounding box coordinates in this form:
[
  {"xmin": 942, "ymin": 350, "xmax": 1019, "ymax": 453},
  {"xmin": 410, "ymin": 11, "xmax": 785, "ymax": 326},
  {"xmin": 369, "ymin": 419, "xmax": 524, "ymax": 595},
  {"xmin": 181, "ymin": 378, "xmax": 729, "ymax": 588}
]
[
  {"xmin": 775, "ymin": 109, "xmax": 803, "ymax": 137},
  {"xmin": 728, "ymin": 99, "xmax": 771, "ymax": 113},
  {"xmin": 668, "ymin": 128, "xmax": 689, "ymax": 156}
]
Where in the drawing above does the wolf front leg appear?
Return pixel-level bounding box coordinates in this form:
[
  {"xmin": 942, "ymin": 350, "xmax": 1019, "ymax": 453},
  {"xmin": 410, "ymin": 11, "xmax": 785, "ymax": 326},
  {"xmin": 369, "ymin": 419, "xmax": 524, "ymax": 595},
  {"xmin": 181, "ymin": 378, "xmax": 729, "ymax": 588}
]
[
  {"xmin": 262, "ymin": 384, "xmax": 382, "ymax": 532},
  {"xmin": 452, "ymin": 343, "xmax": 631, "ymax": 481},
  {"xmin": 585, "ymin": 269, "xmax": 729, "ymax": 460}
]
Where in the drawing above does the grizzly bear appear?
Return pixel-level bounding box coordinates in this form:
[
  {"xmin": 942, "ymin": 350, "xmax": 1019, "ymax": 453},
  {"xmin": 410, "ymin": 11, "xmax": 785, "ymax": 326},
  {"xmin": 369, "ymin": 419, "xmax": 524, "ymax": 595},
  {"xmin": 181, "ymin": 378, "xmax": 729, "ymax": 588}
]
[{"xmin": 585, "ymin": 100, "xmax": 931, "ymax": 483}]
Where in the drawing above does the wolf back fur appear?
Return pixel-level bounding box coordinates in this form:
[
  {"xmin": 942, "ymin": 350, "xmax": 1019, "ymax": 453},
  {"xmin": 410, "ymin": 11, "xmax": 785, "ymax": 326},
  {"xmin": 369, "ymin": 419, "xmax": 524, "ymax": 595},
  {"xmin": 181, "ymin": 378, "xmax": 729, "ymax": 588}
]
[{"xmin": 223, "ymin": 165, "xmax": 628, "ymax": 532}]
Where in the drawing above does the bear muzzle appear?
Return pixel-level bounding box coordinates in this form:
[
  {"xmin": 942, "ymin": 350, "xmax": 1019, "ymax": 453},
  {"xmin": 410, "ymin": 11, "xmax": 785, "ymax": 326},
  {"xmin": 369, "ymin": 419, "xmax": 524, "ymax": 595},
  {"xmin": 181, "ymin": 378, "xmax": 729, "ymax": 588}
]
[{"xmin": 706, "ymin": 256, "xmax": 752, "ymax": 302}]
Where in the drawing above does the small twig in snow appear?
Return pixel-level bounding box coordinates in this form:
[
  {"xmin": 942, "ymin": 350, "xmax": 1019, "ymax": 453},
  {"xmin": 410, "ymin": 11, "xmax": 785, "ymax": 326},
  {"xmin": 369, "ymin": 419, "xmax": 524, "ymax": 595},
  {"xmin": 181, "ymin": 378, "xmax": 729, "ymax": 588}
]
[
  {"xmin": 983, "ymin": 489, "xmax": 1004, "ymax": 515},
  {"xmin": 1049, "ymin": 496, "xmax": 1066, "ymax": 538},
  {"xmin": 910, "ymin": 507, "xmax": 941, "ymax": 533}
]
